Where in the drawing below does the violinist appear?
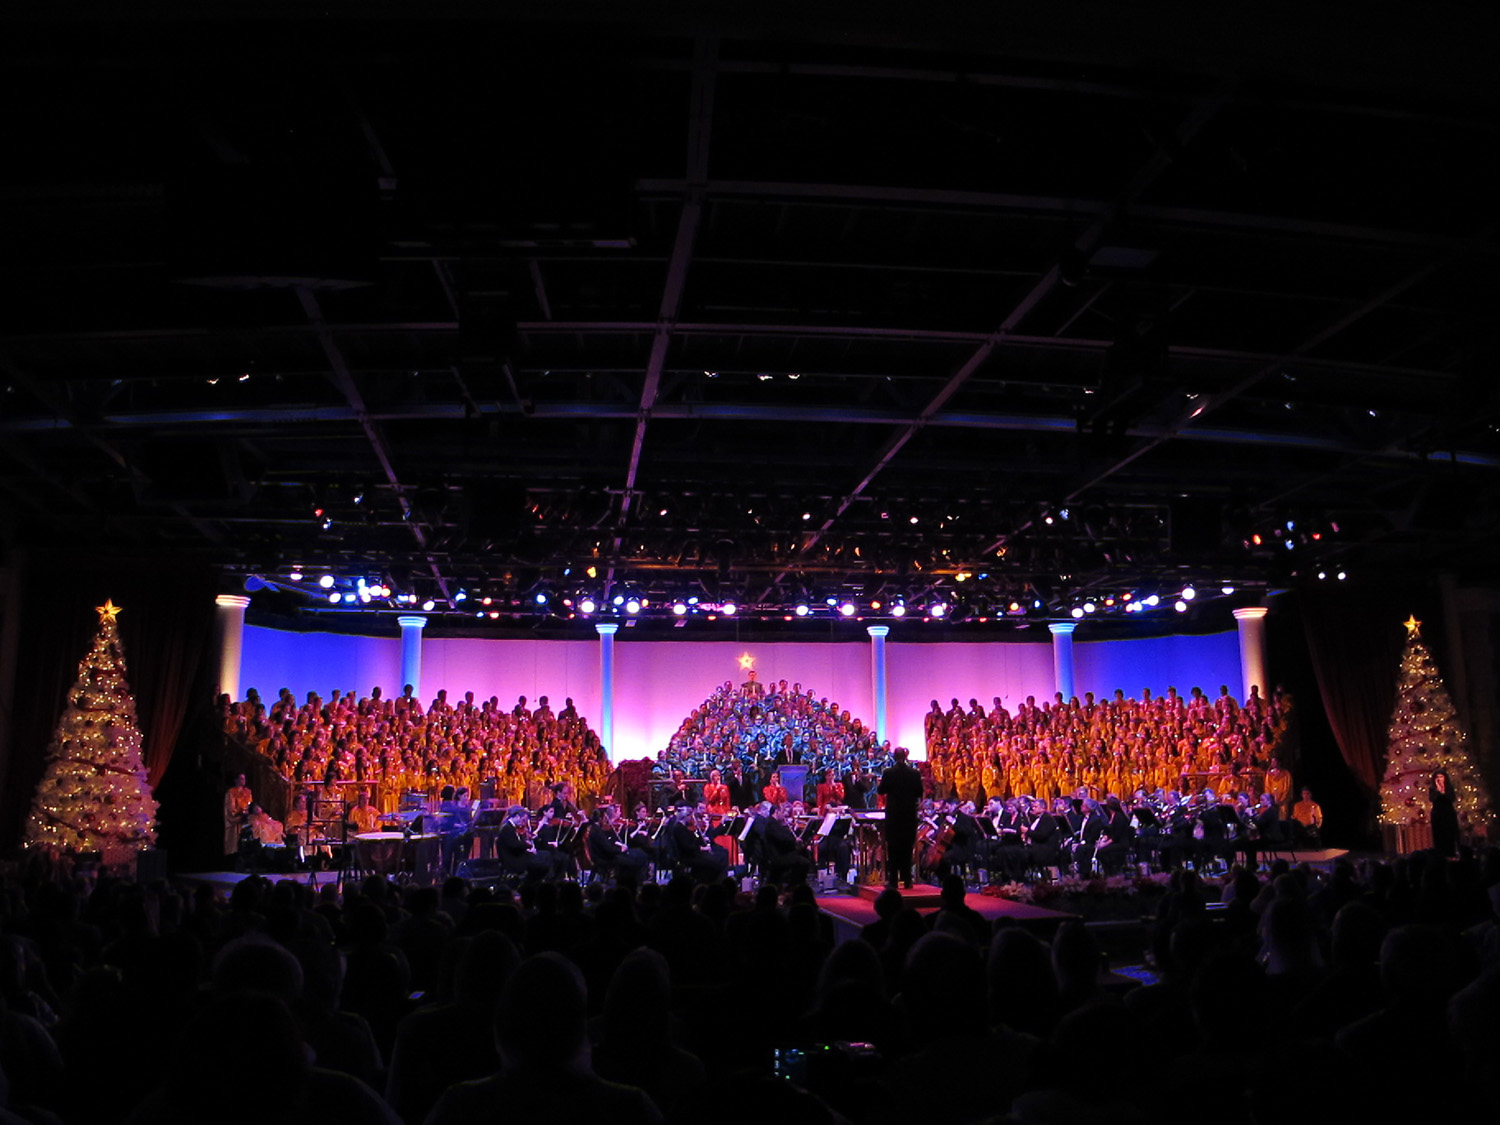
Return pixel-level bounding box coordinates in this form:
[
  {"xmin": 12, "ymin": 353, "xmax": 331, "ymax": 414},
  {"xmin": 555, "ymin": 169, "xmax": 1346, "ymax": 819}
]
[
  {"xmin": 534, "ymin": 806, "xmax": 579, "ymax": 879},
  {"xmin": 938, "ymin": 798, "xmax": 985, "ymax": 882},
  {"xmin": 497, "ymin": 805, "xmax": 552, "ymax": 881},
  {"xmin": 754, "ymin": 802, "xmax": 813, "ymax": 886},
  {"xmin": 548, "ymin": 781, "xmax": 582, "ymax": 822},
  {"xmin": 669, "ymin": 807, "xmax": 728, "ymax": 883},
  {"xmin": 586, "ymin": 805, "xmax": 650, "ymax": 883}
]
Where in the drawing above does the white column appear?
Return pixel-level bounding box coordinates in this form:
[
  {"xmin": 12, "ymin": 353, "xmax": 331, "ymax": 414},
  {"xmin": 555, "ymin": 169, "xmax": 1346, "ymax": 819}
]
[
  {"xmin": 1232, "ymin": 607, "xmax": 1269, "ymax": 702},
  {"xmin": 214, "ymin": 594, "xmax": 252, "ymax": 700},
  {"xmin": 596, "ymin": 622, "xmax": 619, "ymax": 759},
  {"xmin": 397, "ymin": 616, "xmax": 428, "ymax": 701},
  {"xmin": 867, "ymin": 625, "xmax": 890, "ymax": 744},
  {"xmin": 1049, "ymin": 621, "xmax": 1078, "ymax": 702}
]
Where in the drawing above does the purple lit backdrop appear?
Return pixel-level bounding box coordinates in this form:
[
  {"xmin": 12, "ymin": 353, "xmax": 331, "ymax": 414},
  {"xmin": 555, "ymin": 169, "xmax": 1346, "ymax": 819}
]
[{"xmin": 242, "ymin": 626, "xmax": 1240, "ymax": 760}]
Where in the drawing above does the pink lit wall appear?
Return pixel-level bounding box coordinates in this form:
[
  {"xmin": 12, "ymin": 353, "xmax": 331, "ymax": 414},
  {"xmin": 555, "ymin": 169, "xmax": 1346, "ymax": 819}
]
[
  {"xmin": 612, "ymin": 639, "xmax": 873, "ymax": 761},
  {"xmin": 241, "ymin": 625, "xmax": 1241, "ymax": 762},
  {"xmin": 886, "ymin": 641, "xmax": 1056, "ymax": 754}
]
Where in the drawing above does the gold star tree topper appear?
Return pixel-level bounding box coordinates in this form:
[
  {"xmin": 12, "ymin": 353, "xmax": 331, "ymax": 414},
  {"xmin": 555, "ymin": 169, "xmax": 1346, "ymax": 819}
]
[
  {"xmin": 1404, "ymin": 615, "xmax": 1421, "ymax": 637},
  {"xmin": 737, "ymin": 652, "xmax": 756, "ymax": 672},
  {"xmin": 96, "ymin": 599, "xmax": 123, "ymax": 623}
]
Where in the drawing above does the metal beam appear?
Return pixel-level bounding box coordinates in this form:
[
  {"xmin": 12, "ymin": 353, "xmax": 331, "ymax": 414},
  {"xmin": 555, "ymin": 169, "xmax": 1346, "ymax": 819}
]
[
  {"xmin": 780, "ymin": 80, "xmax": 1237, "ymax": 581},
  {"xmin": 295, "ymin": 286, "xmax": 451, "ymax": 602},
  {"xmin": 609, "ymin": 35, "xmax": 718, "ymax": 595},
  {"xmin": 636, "ymin": 177, "xmax": 1498, "ymax": 255}
]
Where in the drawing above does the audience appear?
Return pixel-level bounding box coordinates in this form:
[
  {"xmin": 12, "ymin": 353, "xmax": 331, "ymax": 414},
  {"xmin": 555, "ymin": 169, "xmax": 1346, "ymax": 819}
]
[{"xmin": 2, "ymin": 841, "xmax": 1497, "ymax": 1125}]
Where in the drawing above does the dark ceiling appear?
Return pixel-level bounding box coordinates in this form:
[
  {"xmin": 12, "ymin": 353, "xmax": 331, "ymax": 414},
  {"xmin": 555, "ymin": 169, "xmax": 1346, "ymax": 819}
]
[{"xmin": 3, "ymin": 3, "xmax": 1498, "ymax": 635}]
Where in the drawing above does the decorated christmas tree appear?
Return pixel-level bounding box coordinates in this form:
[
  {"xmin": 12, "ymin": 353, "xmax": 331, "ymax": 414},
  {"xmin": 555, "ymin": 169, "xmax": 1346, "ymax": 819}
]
[
  {"xmin": 1378, "ymin": 615, "xmax": 1490, "ymax": 834},
  {"xmin": 24, "ymin": 600, "xmax": 159, "ymax": 852}
]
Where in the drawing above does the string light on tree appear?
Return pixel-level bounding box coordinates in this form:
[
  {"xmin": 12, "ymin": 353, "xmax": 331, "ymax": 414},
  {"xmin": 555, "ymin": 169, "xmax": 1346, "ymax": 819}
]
[
  {"xmin": 23, "ymin": 600, "xmax": 159, "ymax": 853},
  {"xmin": 1377, "ymin": 615, "xmax": 1492, "ymax": 835}
]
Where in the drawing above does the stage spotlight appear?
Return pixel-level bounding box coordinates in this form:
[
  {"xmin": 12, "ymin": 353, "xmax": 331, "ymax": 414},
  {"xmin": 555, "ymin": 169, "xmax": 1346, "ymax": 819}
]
[
  {"xmin": 839, "ymin": 602, "xmax": 856, "ymax": 617},
  {"xmin": 930, "ymin": 602, "xmax": 947, "ymax": 618},
  {"xmin": 358, "ymin": 588, "xmax": 372, "ymax": 603},
  {"xmin": 825, "ymin": 596, "xmax": 839, "ymax": 607},
  {"xmin": 422, "ymin": 599, "xmax": 436, "ymax": 612},
  {"xmin": 534, "ymin": 592, "xmax": 549, "ymax": 605},
  {"xmin": 1143, "ymin": 594, "xmax": 1161, "ymax": 607},
  {"xmin": 579, "ymin": 597, "xmax": 597, "ymax": 615},
  {"xmin": 1337, "ymin": 570, "xmax": 1347, "ymax": 580},
  {"xmin": 722, "ymin": 602, "xmax": 737, "ymax": 616},
  {"xmin": 625, "ymin": 597, "xmax": 642, "ymax": 615},
  {"xmin": 794, "ymin": 604, "xmax": 810, "ymax": 617},
  {"xmin": 319, "ymin": 575, "xmax": 336, "ymax": 589},
  {"xmin": 1071, "ymin": 606, "xmax": 1084, "ymax": 619},
  {"xmin": 329, "ymin": 592, "xmax": 342, "ymax": 604},
  {"xmin": 1174, "ymin": 599, "xmax": 1188, "ymax": 612},
  {"xmin": 454, "ymin": 589, "xmax": 467, "ymax": 602},
  {"xmin": 612, "ymin": 595, "xmax": 625, "ymax": 607},
  {"xmin": 289, "ymin": 568, "xmax": 303, "ymax": 582},
  {"xmin": 1221, "ymin": 585, "xmax": 1235, "ymax": 595},
  {"xmin": 1083, "ymin": 601, "xmax": 1096, "ymax": 614},
  {"xmin": 672, "ymin": 602, "xmax": 689, "ymax": 616},
  {"xmin": 1181, "ymin": 585, "xmax": 1196, "ymax": 600},
  {"xmin": 891, "ymin": 603, "xmax": 907, "ymax": 618},
  {"xmin": 1317, "ymin": 570, "xmax": 1327, "ymax": 580}
]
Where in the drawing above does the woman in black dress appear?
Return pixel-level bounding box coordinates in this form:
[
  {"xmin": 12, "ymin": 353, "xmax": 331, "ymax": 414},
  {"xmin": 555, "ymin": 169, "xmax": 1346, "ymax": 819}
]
[{"xmin": 1429, "ymin": 768, "xmax": 1459, "ymax": 857}]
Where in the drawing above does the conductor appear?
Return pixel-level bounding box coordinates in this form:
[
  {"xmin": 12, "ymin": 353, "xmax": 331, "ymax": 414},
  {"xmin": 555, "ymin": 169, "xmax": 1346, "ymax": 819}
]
[{"xmin": 877, "ymin": 747, "xmax": 924, "ymax": 889}]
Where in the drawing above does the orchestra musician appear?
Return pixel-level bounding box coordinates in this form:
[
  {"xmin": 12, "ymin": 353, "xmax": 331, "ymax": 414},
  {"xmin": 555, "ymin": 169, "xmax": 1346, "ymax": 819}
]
[
  {"xmin": 534, "ymin": 806, "xmax": 579, "ymax": 879},
  {"xmin": 349, "ymin": 790, "xmax": 381, "ymax": 835},
  {"xmin": 586, "ymin": 805, "xmax": 650, "ymax": 884},
  {"xmin": 497, "ymin": 805, "xmax": 552, "ymax": 881},
  {"xmin": 1023, "ymin": 797, "xmax": 1063, "ymax": 871},
  {"xmin": 548, "ymin": 781, "xmax": 583, "ymax": 822},
  {"xmin": 754, "ymin": 802, "xmax": 814, "ymax": 885},
  {"xmin": 664, "ymin": 769, "xmax": 696, "ymax": 808},
  {"xmin": 668, "ymin": 807, "xmax": 729, "ymax": 883}
]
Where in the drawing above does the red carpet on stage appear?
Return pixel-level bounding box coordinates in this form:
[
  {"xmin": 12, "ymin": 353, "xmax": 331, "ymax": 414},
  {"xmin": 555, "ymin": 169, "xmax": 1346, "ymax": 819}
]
[{"xmin": 818, "ymin": 889, "xmax": 1078, "ymax": 935}]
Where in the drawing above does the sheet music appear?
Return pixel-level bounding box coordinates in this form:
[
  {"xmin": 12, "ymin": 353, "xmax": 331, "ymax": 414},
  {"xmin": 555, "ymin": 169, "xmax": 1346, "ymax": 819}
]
[{"xmin": 816, "ymin": 812, "xmax": 838, "ymax": 838}]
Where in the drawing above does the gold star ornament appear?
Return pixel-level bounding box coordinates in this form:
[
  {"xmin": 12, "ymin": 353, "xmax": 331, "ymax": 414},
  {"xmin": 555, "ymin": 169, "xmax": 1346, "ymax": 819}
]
[
  {"xmin": 96, "ymin": 599, "xmax": 123, "ymax": 622},
  {"xmin": 737, "ymin": 652, "xmax": 756, "ymax": 672},
  {"xmin": 1404, "ymin": 615, "xmax": 1421, "ymax": 637}
]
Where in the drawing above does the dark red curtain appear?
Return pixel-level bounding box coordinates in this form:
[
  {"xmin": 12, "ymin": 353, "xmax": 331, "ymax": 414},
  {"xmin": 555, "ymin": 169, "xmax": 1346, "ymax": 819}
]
[
  {"xmin": 4, "ymin": 552, "xmax": 217, "ymax": 849},
  {"xmin": 1298, "ymin": 589, "xmax": 1408, "ymax": 794}
]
